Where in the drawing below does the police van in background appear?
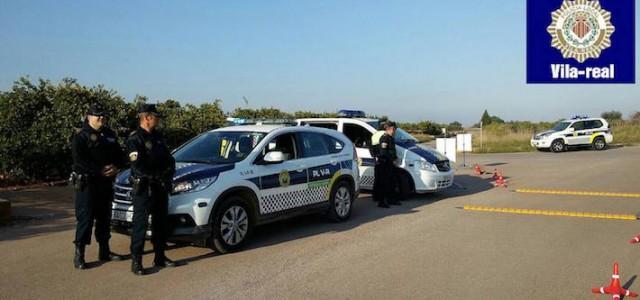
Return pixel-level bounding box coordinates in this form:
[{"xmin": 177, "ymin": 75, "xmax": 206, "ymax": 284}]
[
  {"xmin": 297, "ymin": 110, "xmax": 454, "ymax": 198},
  {"xmin": 111, "ymin": 124, "xmax": 359, "ymax": 253},
  {"xmin": 531, "ymin": 116, "xmax": 613, "ymax": 153}
]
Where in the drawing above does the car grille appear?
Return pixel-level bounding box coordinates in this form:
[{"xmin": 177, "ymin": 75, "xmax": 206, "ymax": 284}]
[
  {"xmin": 435, "ymin": 161, "xmax": 450, "ymax": 172},
  {"xmin": 113, "ymin": 184, "xmax": 133, "ymax": 204},
  {"xmin": 437, "ymin": 178, "xmax": 452, "ymax": 189}
]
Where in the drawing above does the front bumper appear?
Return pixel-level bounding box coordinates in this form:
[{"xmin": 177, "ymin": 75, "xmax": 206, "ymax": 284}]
[
  {"xmin": 413, "ymin": 169, "xmax": 455, "ymax": 193},
  {"xmin": 530, "ymin": 138, "xmax": 551, "ymax": 148},
  {"xmin": 110, "ymin": 202, "xmax": 212, "ymax": 242}
]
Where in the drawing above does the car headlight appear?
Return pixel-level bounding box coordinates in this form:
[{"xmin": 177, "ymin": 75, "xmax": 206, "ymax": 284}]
[
  {"xmin": 416, "ymin": 160, "xmax": 438, "ymax": 172},
  {"xmin": 172, "ymin": 176, "xmax": 218, "ymax": 194}
]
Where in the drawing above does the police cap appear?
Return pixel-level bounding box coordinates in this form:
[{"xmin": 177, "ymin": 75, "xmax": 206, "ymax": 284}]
[
  {"xmin": 138, "ymin": 104, "xmax": 161, "ymax": 117},
  {"xmin": 88, "ymin": 103, "xmax": 106, "ymax": 117}
]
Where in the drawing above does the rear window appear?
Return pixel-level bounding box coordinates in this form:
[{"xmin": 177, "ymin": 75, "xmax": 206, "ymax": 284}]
[
  {"xmin": 324, "ymin": 135, "xmax": 345, "ymax": 154},
  {"xmin": 298, "ymin": 132, "xmax": 330, "ymax": 158},
  {"xmin": 306, "ymin": 123, "xmax": 338, "ymax": 130}
]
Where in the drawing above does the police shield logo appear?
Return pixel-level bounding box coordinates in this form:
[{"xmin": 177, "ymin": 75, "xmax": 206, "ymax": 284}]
[
  {"xmin": 90, "ymin": 134, "xmax": 98, "ymax": 142},
  {"xmin": 144, "ymin": 141, "xmax": 153, "ymax": 150},
  {"xmin": 546, "ymin": 0, "xmax": 614, "ymax": 63},
  {"xmin": 527, "ymin": 0, "xmax": 635, "ymax": 83},
  {"xmin": 129, "ymin": 151, "xmax": 138, "ymax": 161},
  {"xmin": 278, "ymin": 170, "xmax": 290, "ymax": 188}
]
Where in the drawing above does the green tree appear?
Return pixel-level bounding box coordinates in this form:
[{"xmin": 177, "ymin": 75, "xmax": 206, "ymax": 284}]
[
  {"xmin": 601, "ymin": 110, "xmax": 623, "ymax": 121},
  {"xmin": 480, "ymin": 109, "xmax": 492, "ymax": 126}
]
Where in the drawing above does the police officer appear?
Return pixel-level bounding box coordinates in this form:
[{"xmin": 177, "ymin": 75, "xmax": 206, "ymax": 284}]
[
  {"xmin": 71, "ymin": 103, "xmax": 125, "ymax": 269},
  {"xmin": 127, "ymin": 104, "xmax": 176, "ymax": 275},
  {"xmin": 372, "ymin": 121, "xmax": 401, "ymax": 208}
]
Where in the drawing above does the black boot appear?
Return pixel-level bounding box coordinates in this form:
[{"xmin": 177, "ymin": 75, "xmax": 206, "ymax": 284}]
[
  {"xmin": 99, "ymin": 243, "xmax": 123, "ymax": 262},
  {"xmin": 377, "ymin": 200, "xmax": 390, "ymax": 208},
  {"xmin": 389, "ymin": 200, "xmax": 402, "ymax": 206},
  {"xmin": 74, "ymin": 245, "xmax": 86, "ymax": 270},
  {"xmin": 153, "ymin": 253, "xmax": 176, "ymax": 268},
  {"xmin": 131, "ymin": 256, "xmax": 144, "ymax": 275}
]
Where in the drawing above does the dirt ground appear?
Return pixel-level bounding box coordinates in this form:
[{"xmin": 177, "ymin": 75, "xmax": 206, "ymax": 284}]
[{"xmin": 2, "ymin": 146, "xmax": 640, "ymax": 299}]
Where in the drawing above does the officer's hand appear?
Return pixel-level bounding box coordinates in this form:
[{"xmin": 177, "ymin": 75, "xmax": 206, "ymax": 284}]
[{"xmin": 102, "ymin": 165, "xmax": 118, "ymax": 177}]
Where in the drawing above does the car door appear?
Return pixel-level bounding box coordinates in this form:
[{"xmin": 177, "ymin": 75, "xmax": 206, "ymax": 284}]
[
  {"xmin": 341, "ymin": 121, "xmax": 375, "ymax": 190},
  {"xmin": 253, "ymin": 132, "xmax": 308, "ymax": 215},
  {"xmin": 296, "ymin": 131, "xmax": 345, "ymax": 204},
  {"xmin": 567, "ymin": 121, "xmax": 589, "ymax": 145}
]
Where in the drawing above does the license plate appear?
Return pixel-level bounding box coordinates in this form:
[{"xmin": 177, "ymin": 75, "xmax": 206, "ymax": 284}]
[{"xmin": 112, "ymin": 209, "xmax": 133, "ymax": 222}]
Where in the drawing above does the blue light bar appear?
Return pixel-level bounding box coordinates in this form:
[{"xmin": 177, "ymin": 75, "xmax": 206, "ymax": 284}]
[
  {"xmin": 337, "ymin": 109, "xmax": 366, "ymax": 118},
  {"xmin": 570, "ymin": 115, "xmax": 590, "ymax": 120}
]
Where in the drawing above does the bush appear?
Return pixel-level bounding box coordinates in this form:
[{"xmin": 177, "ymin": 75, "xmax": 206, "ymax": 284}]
[{"xmin": 0, "ymin": 77, "xmax": 225, "ymax": 183}]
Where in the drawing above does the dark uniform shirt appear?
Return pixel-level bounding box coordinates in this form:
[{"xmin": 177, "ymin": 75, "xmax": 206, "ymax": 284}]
[
  {"xmin": 71, "ymin": 122, "xmax": 125, "ymax": 179},
  {"xmin": 378, "ymin": 133, "xmax": 397, "ymax": 163},
  {"xmin": 126, "ymin": 127, "xmax": 175, "ymax": 183}
]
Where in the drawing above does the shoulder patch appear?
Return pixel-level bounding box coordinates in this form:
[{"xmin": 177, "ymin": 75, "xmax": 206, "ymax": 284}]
[{"xmin": 129, "ymin": 151, "xmax": 138, "ymax": 161}]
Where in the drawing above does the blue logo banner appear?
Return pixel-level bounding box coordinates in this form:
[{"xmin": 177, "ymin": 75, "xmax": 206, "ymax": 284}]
[{"xmin": 527, "ymin": 0, "xmax": 635, "ymax": 84}]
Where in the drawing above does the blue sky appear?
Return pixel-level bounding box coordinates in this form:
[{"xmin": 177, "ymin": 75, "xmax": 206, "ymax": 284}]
[{"xmin": 0, "ymin": 0, "xmax": 638, "ymax": 125}]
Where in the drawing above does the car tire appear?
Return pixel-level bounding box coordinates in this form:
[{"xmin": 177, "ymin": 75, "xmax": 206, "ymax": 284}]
[
  {"xmin": 592, "ymin": 136, "xmax": 607, "ymax": 151},
  {"xmin": 396, "ymin": 171, "xmax": 413, "ymax": 200},
  {"xmin": 550, "ymin": 139, "xmax": 565, "ymax": 153},
  {"xmin": 209, "ymin": 196, "xmax": 254, "ymax": 254},
  {"xmin": 327, "ymin": 181, "xmax": 354, "ymax": 222}
]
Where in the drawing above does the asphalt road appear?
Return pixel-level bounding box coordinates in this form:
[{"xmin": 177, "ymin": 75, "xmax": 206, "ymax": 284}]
[{"xmin": 2, "ymin": 146, "xmax": 640, "ymax": 299}]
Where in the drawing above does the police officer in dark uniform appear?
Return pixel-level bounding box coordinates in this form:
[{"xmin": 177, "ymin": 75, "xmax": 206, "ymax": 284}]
[
  {"xmin": 372, "ymin": 121, "xmax": 401, "ymax": 208},
  {"xmin": 71, "ymin": 103, "xmax": 125, "ymax": 269},
  {"xmin": 127, "ymin": 104, "xmax": 176, "ymax": 275}
]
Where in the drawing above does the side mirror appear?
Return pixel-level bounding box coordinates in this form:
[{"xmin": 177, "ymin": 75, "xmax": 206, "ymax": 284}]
[
  {"xmin": 262, "ymin": 151, "xmax": 285, "ymax": 164},
  {"xmin": 567, "ymin": 127, "xmax": 575, "ymax": 133}
]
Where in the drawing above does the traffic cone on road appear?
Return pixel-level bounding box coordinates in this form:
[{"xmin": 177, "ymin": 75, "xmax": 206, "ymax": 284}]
[
  {"xmin": 494, "ymin": 174, "xmax": 507, "ymax": 188},
  {"xmin": 474, "ymin": 164, "xmax": 483, "ymax": 175},
  {"xmin": 629, "ymin": 234, "xmax": 640, "ymax": 244},
  {"xmin": 591, "ymin": 262, "xmax": 638, "ymax": 299}
]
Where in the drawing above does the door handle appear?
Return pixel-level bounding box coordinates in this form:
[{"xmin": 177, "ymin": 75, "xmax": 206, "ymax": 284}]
[{"xmin": 296, "ymin": 165, "xmax": 307, "ymax": 172}]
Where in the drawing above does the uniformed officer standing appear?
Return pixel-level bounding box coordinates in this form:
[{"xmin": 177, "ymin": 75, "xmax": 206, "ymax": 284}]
[
  {"xmin": 127, "ymin": 104, "xmax": 176, "ymax": 275},
  {"xmin": 372, "ymin": 122, "xmax": 400, "ymax": 208},
  {"xmin": 71, "ymin": 104, "xmax": 125, "ymax": 269}
]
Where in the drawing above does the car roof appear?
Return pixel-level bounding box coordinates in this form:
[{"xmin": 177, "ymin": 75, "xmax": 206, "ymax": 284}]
[
  {"xmin": 563, "ymin": 117, "xmax": 605, "ymax": 122},
  {"xmin": 212, "ymin": 125, "xmax": 285, "ymax": 133},
  {"xmin": 297, "ymin": 117, "xmax": 379, "ymax": 123}
]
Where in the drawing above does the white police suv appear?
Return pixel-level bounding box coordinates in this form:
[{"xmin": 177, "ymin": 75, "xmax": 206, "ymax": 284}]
[
  {"xmin": 530, "ymin": 116, "xmax": 613, "ymax": 153},
  {"xmin": 111, "ymin": 125, "xmax": 359, "ymax": 253},
  {"xmin": 297, "ymin": 111, "xmax": 454, "ymax": 198}
]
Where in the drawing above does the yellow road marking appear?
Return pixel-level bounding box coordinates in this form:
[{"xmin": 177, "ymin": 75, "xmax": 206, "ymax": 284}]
[
  {"xmin": 462, "ymin": 205, "xmax": 637, "ymax": 221},
  {"xmin": 515, "ymin": 188, "xmax": 640, "ymax": 199}
]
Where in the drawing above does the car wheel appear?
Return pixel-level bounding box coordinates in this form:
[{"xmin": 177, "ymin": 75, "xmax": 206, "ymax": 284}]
[
  {"xmin": 592, "ymin": 136, "xmax": 607, "ymax": 151},
  {"xmin": 396, "ymin": 171, "xmax": 413, "ymax": 199},
  {"xmin": 550, "ymin": 139, "xmax": 565, "ymax": 153},
  {"xmin": 327, "ymin": 181, "xmax": 354, "ymax": 222},
  {"xmin": 210, "ymin": 196, "xmax": 253, "ymax": 254}
]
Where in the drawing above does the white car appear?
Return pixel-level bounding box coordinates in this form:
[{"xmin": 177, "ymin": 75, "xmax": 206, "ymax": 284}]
[
  {"xmin": 111, "ymin": 125, "xmax": 359, "ymax": 253},
  {"xmin": 296, "ymin": 115, "xmax": 454, "ymax": 198},
  {"xmin": 531, "ymin": 116, "xmax": 613, "ymax": 152}
]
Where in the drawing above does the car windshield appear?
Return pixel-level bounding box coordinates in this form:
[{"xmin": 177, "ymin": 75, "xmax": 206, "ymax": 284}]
[
  {"xmin": 394, "ymin": 128, "xmax": 418, "ymax": 143},
  {"xmin": 173, "ymin": 131, "xmax": 266, "ymax": 164},
  {"xmin": 551, "ymin": 121, "xmax": 572, "ymax": 131},
  {"xmin": 366, "ymin": 120, "xmax": 380, "ymax": 129}
]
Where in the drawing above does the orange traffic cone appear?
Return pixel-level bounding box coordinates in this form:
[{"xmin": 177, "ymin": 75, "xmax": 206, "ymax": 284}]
[
  {"xmin": 629, "ymin": 234, "xmax": 640, "ymax": 244},
  {"xmin": 474, "ymin": 164, "xmax": 483, "ymax": 175},
  {"xmin": 592, "ymin": 262, "xmax": 638, "ymax": 299},
  {"xmin": 494, "ymin": 175, "xmax": 507, "ymax": 188}
]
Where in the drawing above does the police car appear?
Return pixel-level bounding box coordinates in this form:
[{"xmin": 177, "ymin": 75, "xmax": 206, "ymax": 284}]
[
  {"xmin": 530, "ymin": 116, "xmax": 613, "ymax": 152},
  {"xmin": 111, "ymin": 125, "xmax": 359, "ymax": 253},
  {"xmin": 297, "ymin": 110, "xmax": 454, "ymax": 198}
]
